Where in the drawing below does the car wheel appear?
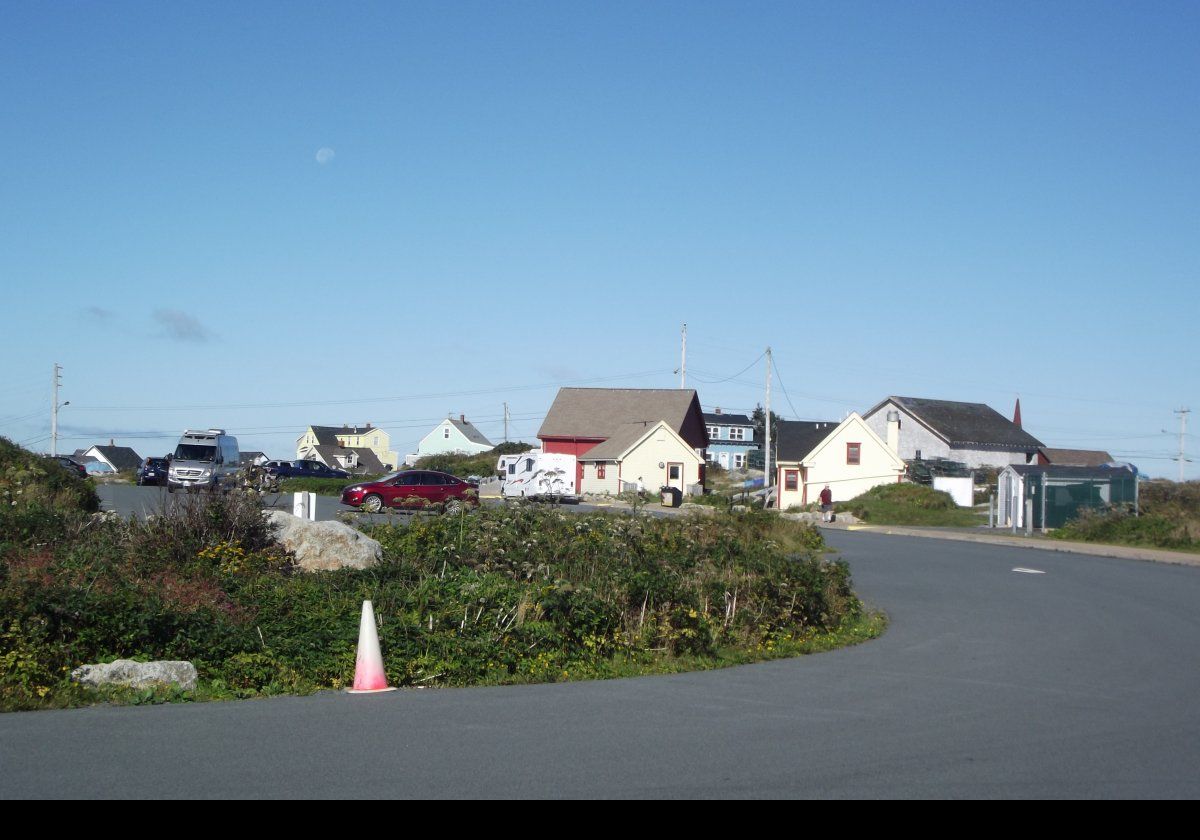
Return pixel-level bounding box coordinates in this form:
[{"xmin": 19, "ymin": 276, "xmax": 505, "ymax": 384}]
[{"xmin": 362, "ymin": 494, "xmax": 384, "ymax": 514}]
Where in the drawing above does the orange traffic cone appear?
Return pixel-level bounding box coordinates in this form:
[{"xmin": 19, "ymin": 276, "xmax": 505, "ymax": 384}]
[{"xmin": 347, "ymin": 600, "xmax": 396, "ymax": 694}]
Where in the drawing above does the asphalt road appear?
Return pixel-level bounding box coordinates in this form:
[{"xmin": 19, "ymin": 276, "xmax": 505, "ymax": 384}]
[{"xmin": 3, "ymin": 530, "xmax": 1199, "ymax": 798}]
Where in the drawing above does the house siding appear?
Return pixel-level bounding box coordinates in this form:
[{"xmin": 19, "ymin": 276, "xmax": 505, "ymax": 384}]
[
  {"xmin": 417, "ymin": 421, "xmax": 493, "ymax": 458},
  {"xmin": 615, "ymin": 432, "xmax": 704, "ymax": 495},
  {"xmin": 777, "ymin": 415, "xmax": 904, "ymax": 509},
  {"xmin": 863, "ymin": 404, "xmax": 1032, "ymax": 469}
]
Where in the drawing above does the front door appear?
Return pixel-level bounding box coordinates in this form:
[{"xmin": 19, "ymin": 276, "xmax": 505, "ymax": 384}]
[{"xmin": 667, "ymin": 462, "xmax": 684, "ymax": 491}]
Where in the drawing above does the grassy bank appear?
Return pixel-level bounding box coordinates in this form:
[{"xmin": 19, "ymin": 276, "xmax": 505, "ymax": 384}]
[
  {"xmin": 0, "ymin": 437, "xmax": 882, "ymax": 710},
  {"xmin": 834, "ymin": 483, "xmax": 984, "ymax": 527},
  {"xmin": 1051, "ymin": 480, "xmax": 1200, "ymax": 553}
]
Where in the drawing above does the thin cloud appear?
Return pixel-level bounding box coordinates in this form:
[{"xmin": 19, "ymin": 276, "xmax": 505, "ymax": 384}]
[
  {"xmin": 83, "ymin": 306, "xmax": 114, "ymax": 321},
  {"xmin": 315, "ymin": 147, "xmax": 336, "ymax": 165},
  {"xmin": 153, "ymin": 309, "xmax": 212, "ymax": 343},
  {"xmin": 537, "ymin": 365, "xmax": 584, "ymax": 382}
]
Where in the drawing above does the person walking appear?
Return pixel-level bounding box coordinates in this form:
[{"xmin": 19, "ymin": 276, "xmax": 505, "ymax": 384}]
[{"xmin": 819, "ymin": 485, "xmax": 834, "ymax": 523}]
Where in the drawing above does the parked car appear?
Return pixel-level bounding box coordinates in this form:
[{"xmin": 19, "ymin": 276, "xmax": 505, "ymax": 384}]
[
  {"xmin": 137, "ymin": 457, "xmax": 170, "ymax": 486},
  {"xmin": 46, "ymin": 455, "xmax": 87, "ymax": 478},
  {"xmin": 264, "ymin": 460, "xmax": 350, "ymax": 480},
  {"xmin": 341, "ymin": 470, "xmax": 479, "ymax": 513}
]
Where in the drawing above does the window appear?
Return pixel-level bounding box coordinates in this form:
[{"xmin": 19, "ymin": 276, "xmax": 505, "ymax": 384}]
[
  {"xmin": 733, "ymin": 453, "xmax": 745, "ymax": 469},
  {"xmin": 443, "ymin": 428, "xmax": 450, "ymax": 439},
  {"xmin": 728, "ymin": 427, "xmax": 745, "ymax": 441},
  {"xmin": 597, "ymin": 463, "xmax": 606, "ymax": 479},
  {"xmin": 847, "ymin": 443, "xmax": 861, "ymax": 465},
  {"xmin": 707, "ymin": 425, "xmax": 720, "ymax": 439},
  {"xmin": 785, "ymin": 470, "xmax": 799, "ymax": 491}
]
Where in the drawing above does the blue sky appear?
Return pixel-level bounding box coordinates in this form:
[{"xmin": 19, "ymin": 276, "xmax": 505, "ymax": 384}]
[{"xmin": 2, "ymin": 2, "xmax": 1197, "ymax": 477}]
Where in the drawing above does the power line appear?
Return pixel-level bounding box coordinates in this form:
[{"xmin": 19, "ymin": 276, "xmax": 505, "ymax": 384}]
[
  {"xmin": 687, "ymin": 352, "xmax": 766, "ymax": 386},
  {"xmin": 67, "ymin": 369, "xmax": 670, "ymax": 412}
]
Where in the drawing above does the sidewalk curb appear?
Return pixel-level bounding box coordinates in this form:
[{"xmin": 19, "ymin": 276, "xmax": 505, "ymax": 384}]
[{"xmin": 821, "ymin": 523, "xmax": 1200, "ymax": 568}]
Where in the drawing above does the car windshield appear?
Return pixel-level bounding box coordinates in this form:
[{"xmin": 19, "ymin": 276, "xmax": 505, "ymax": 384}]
[{"xmin": 173, "ymin": 444, "xmax": 216, "ymax": 462}]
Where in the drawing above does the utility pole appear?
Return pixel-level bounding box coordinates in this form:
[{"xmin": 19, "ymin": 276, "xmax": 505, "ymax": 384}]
[
  {"xmin": 1175, "ymin": 408, "xmax": 1191, "ymax": 482},
  {"xmin": 503, "ymin": 402, "xmax": 510, "ymax": 443},
  {"xmin": 680, "ymin": 323, "xmax": 687, "ymax": 389},
  {"xmin": 764, "ymin": 347, "xmax": 772, "ymax": 505},
  {"xmin": 50, "ymin": 363, "xmax": 62, "ymax": 456}
]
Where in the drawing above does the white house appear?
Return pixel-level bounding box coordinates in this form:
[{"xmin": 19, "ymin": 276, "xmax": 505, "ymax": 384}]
[
  {"xmin": 577, "ymin": 420, "xmax": 705, "ymax": 496},
  {"xmin": 863, "ymin": 396, "xmax": 1044, "ymax": 469},
  {"xmin": 773, "ymin": 413, "xmax": 906, "ymax": 510},
  {"xmin": 412, "ymin": 415, "xmax": 494, "ymax": 462}
]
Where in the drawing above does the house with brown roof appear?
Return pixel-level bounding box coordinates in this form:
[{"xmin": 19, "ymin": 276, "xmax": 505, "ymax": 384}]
[
  {"xmin": 1037, "ymin": 448, "xmax": 1115, "ymax": 467},
  {"xmin": 538, "ymin": 388, "xmax": 709, "ymax": 495}
]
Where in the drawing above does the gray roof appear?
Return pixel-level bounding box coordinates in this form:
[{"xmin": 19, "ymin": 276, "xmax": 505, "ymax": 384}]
[
  {"xmin": 313, "ymin": 444, "xmax": 388, "ymax": 474},
  {"xmin": 775, "ymin": 421, "xmax": 839, "ymax": 462},
  {"xmin": 578, "ymin": 422, "xmax": 661, "ymax": 461},
  {"xmin": 1007, "ymin": 464, "xmax": 1135, "ymax": 479},
  {"xmin": 310, "ymin": 425, "xmax": 380, "ymax": 446},
  {"xmin": 449, "ymin": 417, "xmax": 493, "ymax": 447},
  {"xmin": 540, "ymin": 388, "xmax": 702, "ymax": 440},
  {"xmin": 703, "ymin": 412, "xmax": 754, "ymax": 427},
  {"xmin": 91, "ymin": 445, "xmax": 143, "ymax": 472},
  {"xmin": 870, "ymin": 396, "xmax": 1045, "ymax": 451},
  {"xmin": 1040, "ymin": 448, "xmax": 1115, "ymax": 467}
]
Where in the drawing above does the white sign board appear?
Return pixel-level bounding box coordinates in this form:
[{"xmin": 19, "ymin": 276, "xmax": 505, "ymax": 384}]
[{"xmin": 933, "ymin": 476, "xmax": 974, "ymax": 507}]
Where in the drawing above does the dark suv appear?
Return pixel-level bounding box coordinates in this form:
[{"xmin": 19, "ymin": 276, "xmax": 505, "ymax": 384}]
[
  {"xmin": 47, "ymin": 455, "xmax": 87, "ymax": 478},
  {"xmin": 265, "ymin": 460, "xmax": 350, "ymax": 480},
  {"xmin": 137, "ymin": 457, "xmax": 170, "ymax": 486}
]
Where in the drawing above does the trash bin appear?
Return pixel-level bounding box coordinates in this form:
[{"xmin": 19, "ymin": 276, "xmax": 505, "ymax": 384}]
[{"xmin": 660, "ymin": 486, "xmax": 683, "ymax": 508}]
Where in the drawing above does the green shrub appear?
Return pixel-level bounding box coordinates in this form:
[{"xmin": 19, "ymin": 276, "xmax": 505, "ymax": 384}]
[
  {"xmin": 0, "ymin": 444, "xmax": 877, "ymax": 710},
  {"xmin": 839, "ymin": 482, "xmax": 983, "ymax": 526}
]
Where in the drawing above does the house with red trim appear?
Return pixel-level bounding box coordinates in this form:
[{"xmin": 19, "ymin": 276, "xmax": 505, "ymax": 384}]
[
  {"xmin": 774, "ymin": 414, "xmax": 906, "ymax": 510},
  {"xmin": 537, "ymin": 388, "xmax": 709, "ymax": 495}
]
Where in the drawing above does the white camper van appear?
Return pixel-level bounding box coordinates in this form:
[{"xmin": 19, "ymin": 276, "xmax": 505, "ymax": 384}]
[
  {"xmin": 496, "ymin": 449, "xmax": 541, "ymax": 482},
  {"xmin": 501, "ymin": 451, "xmax": 577, "ymax": 501},
  {"xmin": 167, "ymin": 429, "xmax": 240, "ymax": 493}
]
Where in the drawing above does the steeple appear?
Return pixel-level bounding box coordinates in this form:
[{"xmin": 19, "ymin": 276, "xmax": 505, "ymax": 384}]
[{"xmin": 1013, "ymin": 397, "xmax": 1023, "ymax": 429}]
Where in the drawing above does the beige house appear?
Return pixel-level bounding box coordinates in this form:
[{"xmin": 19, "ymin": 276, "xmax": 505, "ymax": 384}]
[
  {"xmin": 774, "ymin": 413, "xmax": 906, "ymax": 510},
  {"xmin": 577, "ymin": 420, "xmax": 705, "ymax": 495},
  {"xmin": 297, "ymin": 424, "xmax": 398, "ymax": 473}
]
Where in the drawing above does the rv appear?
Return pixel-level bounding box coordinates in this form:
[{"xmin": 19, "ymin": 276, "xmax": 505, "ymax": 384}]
[
  {"xmin": 496, "ymin": 449, "xmax": 541, "ymax": 482},
  {"xmin": 500, "ymin": 451, "xmax": 577, "ymax": 501},
  {"xmin": 167, "ymin": 429, "xmax": 240, "ymax": 493}
]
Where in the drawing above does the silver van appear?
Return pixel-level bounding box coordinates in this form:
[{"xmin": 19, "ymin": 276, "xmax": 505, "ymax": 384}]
[{"xmin": 167, "ymin": 429, "xmax": 240, "ymax": 493}]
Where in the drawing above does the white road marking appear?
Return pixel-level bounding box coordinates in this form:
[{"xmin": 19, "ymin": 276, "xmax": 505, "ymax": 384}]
[{"xmin": 1012, "ymin": 567, "xmax": 1046, "ymax": 575}]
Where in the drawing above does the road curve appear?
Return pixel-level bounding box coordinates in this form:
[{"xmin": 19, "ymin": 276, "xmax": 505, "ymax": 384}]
[{"xmin": 2, "ymin": 531, "xmax": 1199, "ymax": 798}]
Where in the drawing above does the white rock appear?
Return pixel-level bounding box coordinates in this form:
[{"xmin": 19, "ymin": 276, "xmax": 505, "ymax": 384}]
[
  {"xmin": 72, "ymin": 659, "xmax": 198, "ymax": 691},
  {"xmin": 266, "ymin": 510, "xmax": 382, "ymax": 571}
]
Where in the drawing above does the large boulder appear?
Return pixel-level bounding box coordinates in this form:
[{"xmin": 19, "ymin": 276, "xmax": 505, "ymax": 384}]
[
  {"xmin": 266, "ymin": 510, "xmax": 382, "ymax": 571},
  {"xmin": 72, "ymin": 660, "xmax": 198, "ymax": 691}
]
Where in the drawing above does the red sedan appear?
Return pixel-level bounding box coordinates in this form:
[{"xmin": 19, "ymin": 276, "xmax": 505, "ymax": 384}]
[{"xmin": 341, "ymin": 470, "xmax": 479, "ymax": 513}]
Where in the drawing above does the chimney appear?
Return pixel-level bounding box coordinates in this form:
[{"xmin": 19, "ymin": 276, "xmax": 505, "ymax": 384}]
[
  {"xmin": 460, "ymin": 414, "xmax": 466, "ymax": 424},
  {"xmin": 886, "ymin": 410, "xmax": 900, "ymax": 453},
  {"xmin": 715, "ymin": 407, "xmax": 722, "ymax": 415},
  {"xmin": 366, "ymin": 422, "xmax": 372, "ymax": 430},
  {"xmin": 110, "ymin": 438, "xmax": 115, "ymax": 447}
]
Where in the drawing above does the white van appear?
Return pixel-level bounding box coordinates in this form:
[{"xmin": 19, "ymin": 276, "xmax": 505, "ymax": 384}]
[
  {"xmin": 501, "ymin": 452, "xmax": 577, "ymax": 501},
  {"xmin": 496, "ymin": 449, "xmax": 541, "ymax": 482},
  {"xmin": 167, "ymin": 429, "xmax": 240, "ymax": 493}
]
